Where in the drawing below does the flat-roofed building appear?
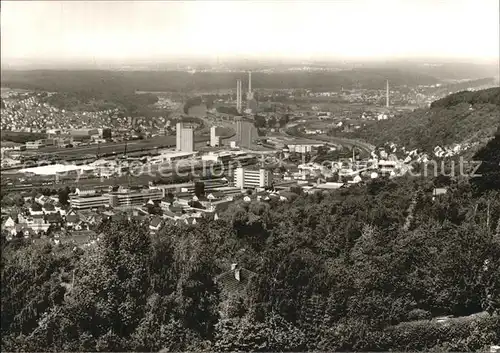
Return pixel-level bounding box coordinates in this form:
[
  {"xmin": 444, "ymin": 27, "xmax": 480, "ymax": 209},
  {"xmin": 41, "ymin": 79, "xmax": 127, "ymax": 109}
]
[
  {"xmin": 25, "ymin": 140, "xmax": 45, "ymax": 149},
  {"xmin": 235, "ymin": 117, "xmax": 258, "ymax": 148},
  {"xmin": 181, "ymin": 178, "xmax": 229, "ymax": 193},
  {"xmin": 98, "ymin": 128, "xmax": 112, "ymax": 139},
  {"xmin": 70, "ymin": 194, "xmax": 110, "ymax": 210},
  {"xmin": 149, "ymin": 151, "xmax": 198, "ymax": 164},
  {"xmin": 176, "ymin": 122, "xmax": 194, "ymax": 152},
  {"xmin": 234, "ymin": 167, "xmax": 273, "ymax": 189},
  {"xmin": 314, "ymin": 182, "xmax": 345, "ymax": 190},
  {"xmin": 109, "ymin": 187, "xmax": 163, "ymax": 208},
  {"xmin": 53, "ymin": 135, "xmax": 74, "ymax": 147},
  {"xmin": 69, "ymin": 128, "xmax": 99, "ymax": 137},
  {"xmin": 213, "ymin": 186, "xmax": 244, "ymax": 197},
  {"xmin": 287, "ymin": 142, "xmax": 324, "ymax": 154},
  {"xmin": 210, "ymin": 126, "xmax": 225, "ymax": 147},
  {"xmin": 149, "ymin": 182, "xmax": 193, "ymax": 197},
  {"xmin": 70, "ymin": 187, "xmax": 109, "ymax": 209},
  {"xmin": 74, "ymin": 187, "xmax": 97, "ymax": 196}
]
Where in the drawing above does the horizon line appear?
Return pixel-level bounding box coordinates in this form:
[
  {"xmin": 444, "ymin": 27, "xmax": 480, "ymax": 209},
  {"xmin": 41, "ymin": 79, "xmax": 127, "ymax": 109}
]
[{"xmin": 1, "ymin": 55, "xmax": 499, "ymax": 70}]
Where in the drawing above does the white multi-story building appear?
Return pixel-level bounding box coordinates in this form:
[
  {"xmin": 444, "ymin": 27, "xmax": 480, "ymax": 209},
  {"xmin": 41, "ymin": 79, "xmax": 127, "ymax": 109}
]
[
  {"xmin": 287, "ymin": 143, "xmax": 323, "ymax": 154},
  {"xmin": 234, "ymin": 167, "xmax": 272, "ymax": 189},
  {"xmin": 109, "ymin": 188, "xmax": 163, "ymax": 208},
  {"xmin": 176, "ymin": 122, "xmax": 194, "ymax": 152},
  {"xmin": 70, "ymin": 187, "xmax": 110, "ymax": 209},
  {"xmin": 70, "ymin": 194, "xmax": 110, "ymax": 210},
  {"xmin": 25, "ymin": 140, "xmax": 45, "ymax": 149},
  {"xmin": 210, "ymin": 126, "xmax": 223, "ymax": 147}
]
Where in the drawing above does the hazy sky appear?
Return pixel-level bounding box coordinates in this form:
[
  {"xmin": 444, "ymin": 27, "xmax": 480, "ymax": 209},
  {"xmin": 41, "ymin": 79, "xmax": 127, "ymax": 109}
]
[{"xmin": 1, "ymin": 0, "xmax": 499, "ymax": 64}]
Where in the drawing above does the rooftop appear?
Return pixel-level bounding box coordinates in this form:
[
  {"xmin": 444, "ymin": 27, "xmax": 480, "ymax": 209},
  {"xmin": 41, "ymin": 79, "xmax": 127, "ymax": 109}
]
[
  {"xmin": 19, "ymin": 163, "xmax": 95, "ymax": 176},
  {"xmin": 157, "ymin": 151, "xmax": 198, "ymax": 159},
  {"xmin": 314, "ymin": 182, "xmax": 345, "ymax": 189}
]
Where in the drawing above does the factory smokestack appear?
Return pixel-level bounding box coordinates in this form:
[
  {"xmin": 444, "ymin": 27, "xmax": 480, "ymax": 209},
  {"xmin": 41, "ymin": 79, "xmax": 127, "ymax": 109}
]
[
  {"xmin": 247, "ymin": 71, "xmax": 254, "ymax": 105},
  {"xmin": 386, "ymin": 80, "xmax": 390, "ymax": 108},
  {"xmin": 236, "ymin": 79, "xmax": 242, "ymax": 113}
]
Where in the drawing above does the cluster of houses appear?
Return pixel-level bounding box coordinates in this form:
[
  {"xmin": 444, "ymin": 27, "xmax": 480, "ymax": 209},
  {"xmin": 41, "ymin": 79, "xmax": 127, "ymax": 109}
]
[
  {"xmin": 375, "ymin": 140, "xmax": 480, "ymax": 164},
  {"xmin": 1, "ymin": 193, "xmax": 98, "ymax": 241},
  {"xmin": 1, "ymin": 178, "xmax": 306, "ymax": 247},
  {"xmin": 433, "ymin": 143, "xmax": 479, "ymax": 158},
  {"xmin": 1, "ymin": 92, "xmax": 120, "ymax": 134}
]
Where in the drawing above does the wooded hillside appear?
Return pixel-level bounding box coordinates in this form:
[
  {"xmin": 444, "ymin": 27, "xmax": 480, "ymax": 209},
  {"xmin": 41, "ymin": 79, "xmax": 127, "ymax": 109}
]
[
  {"xmin": 330, "ymin": 87, "xmax": 500, "ymax": 151},
  {"xmin": 2, "ymin": 175, "xmax": 499, "ymax": 352}
]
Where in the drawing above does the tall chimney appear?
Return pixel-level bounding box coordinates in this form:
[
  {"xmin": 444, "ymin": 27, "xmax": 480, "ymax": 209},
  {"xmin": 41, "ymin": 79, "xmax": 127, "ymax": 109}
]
[
  {"xmin": 236, "ymin": 79, "xmax": 242, "ymax": 113},
  {"xmin": 386, "ymin": 80, "xmax": 390, "ymax": 108},
  {"xmin": 248, "ymin": 71, "xmax": 252, "ymax": 93},
  {"xmin": 239, "ymin": 79, "xmax": 242, "ymax": 111}
]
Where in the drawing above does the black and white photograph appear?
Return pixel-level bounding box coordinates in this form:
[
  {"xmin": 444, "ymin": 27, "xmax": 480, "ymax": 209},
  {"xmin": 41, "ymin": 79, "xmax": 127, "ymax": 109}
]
[{"xmin": 1, "ymin": 0, "xmax": 499, "ymax": 352}]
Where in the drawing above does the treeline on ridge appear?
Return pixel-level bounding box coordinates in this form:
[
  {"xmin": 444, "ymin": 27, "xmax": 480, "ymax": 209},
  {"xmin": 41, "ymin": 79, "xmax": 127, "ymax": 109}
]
[
  {"xmin": 1, "ymin": 68, "xmax": 439, "ymax": 93},
  {"xmin": 430, "ymin": 87, "xmax": 500, "ymax": 108},
  {"xmin": 43, "ymin": 90, "xmax": 159, "ymax": 116}
]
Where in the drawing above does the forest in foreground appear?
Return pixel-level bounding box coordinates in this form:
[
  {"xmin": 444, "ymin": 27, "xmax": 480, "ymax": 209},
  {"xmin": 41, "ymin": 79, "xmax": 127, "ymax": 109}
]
[{"xmin": 2, "ymin": 172, "xmax": 499, "ymax": 352}]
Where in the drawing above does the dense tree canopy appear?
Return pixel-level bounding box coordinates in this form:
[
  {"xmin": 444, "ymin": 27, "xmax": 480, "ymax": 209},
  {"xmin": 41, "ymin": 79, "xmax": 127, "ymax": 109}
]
[
  {"xmin": 42, "ymin": 90, "xmax": 159, "ymax": 116},
  {"xmin": 2, "ymin": 174, "xmax": 500, "ymax": 352}
]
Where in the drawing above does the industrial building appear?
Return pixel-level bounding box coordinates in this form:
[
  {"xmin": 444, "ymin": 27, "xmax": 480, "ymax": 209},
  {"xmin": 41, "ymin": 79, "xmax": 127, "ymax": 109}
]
[
  {"xmin": 180, "ymin": 177, "xmax": 229, "ymax": 193},
  {"xmin": 287, "ymin": 142, "xmax": 324, "ymax": 154},
  {"xmin": 53, "ymin": 135, "xmax": 74, "ymax": 147},
  {"xmin": 109, "ymin": 187, "xmax": 163, "ymax": 208},
  {"xmin": 246, "ymin": 71, "xmax": 258, "ymax": 113},
  {"xmin": 176, "ymin": 122, "xmax": 194, "ymax": 152},
  {"xmin": 69, "ymin": 187, "xmax": 110, "ymax": 210},
  {"xmin": 235, "ymin": 117, "xmax": 258, "ymax": 148},
  {"xmin": 149, "ymin": 151, "xmax": 198, "ymax": 164},
  {"xmin": 69, "ymin": 128, "xmax": 99, "ymax": 140},
  {"xmin": 25, "ymin": 140, "xmax": 45, "ymax": 149},
  {"xmin": 201, "ymin": 150, "xmax": 248, "ymax": 163},
  {"xmin": 234, "ymin": 167, "xmax": 273, "ymax": 189},
  {"xmin": 98, "ymin": 128, "xmax": 112, "ymax": 139},
  {"xmin": 236, "ymin": 79, "xmax": 242, "ymax": 113}
]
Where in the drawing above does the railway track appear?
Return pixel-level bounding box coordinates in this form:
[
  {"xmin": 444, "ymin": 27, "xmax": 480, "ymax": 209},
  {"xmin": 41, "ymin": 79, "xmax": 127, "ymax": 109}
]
[
  {"xmin": 2, "ymin": 158, "xmax": 257, "ymax": 192},
  {"xmin": 283, "ymin": 123, "xmax": 375, "ymax": 155}
]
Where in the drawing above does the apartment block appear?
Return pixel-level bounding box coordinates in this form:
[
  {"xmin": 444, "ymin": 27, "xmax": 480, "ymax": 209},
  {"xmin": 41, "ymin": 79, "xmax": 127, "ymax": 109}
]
[
  {"xmin": 234, "ymin": 167, "xmax": 272, "ymax": 189},
  {"xmin": 176, "ymin": 122, "xmax": 194, "ymax": 152}
]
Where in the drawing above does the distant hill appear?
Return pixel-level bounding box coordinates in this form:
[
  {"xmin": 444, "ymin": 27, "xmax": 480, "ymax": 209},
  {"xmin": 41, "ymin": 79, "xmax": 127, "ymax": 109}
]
[
  {"xmin": 430, "ymin": 87, "xmax": 500, "ymax": 108},
  {"xmin": 0, "ymin": 69, "xmax": 439, "ymax": 92},
  {"xmin": 332, "ymin": 87, "xmax": 500, "ymax": 152},
  {"xmin": 430, "ymin": 78, "xmax": 498, "ymax": 96},
  {"xmin": 411, "ymin": 62, "xmax": 499, "ymax": 81}
]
